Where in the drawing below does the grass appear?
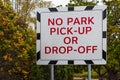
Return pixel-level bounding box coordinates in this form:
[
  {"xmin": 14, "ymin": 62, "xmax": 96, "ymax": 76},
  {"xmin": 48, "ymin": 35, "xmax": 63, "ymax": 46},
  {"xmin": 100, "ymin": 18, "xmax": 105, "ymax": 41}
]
[{"xmin": 74, "ymin": 70, "xmax": 98, "ymax": 78}]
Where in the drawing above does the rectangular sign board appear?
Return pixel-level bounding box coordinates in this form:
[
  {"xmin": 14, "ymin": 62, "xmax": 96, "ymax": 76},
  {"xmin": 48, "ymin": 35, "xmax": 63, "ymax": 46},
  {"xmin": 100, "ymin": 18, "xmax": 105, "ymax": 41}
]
[{"xmin": 36, "ymin": 6, "xmax": 107, "ymax": 65}]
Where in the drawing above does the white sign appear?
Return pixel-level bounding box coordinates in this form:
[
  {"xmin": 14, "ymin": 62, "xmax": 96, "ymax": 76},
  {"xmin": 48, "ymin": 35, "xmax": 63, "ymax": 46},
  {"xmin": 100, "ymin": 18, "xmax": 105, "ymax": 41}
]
[{"xmin": 36, "ymin": 6, "xmax": 107, "ymax": 65}]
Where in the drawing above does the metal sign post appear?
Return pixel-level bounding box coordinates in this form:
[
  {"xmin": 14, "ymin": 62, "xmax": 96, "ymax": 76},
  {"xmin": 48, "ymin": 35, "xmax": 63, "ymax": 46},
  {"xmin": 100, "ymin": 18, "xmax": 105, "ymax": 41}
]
[
  {"xmin": 88, "ymin": 64, "xmax": 91, "ymax": 80},
  {"xmin": 51, "ymin": 65, "xmax": 54, "ymax": 80}
]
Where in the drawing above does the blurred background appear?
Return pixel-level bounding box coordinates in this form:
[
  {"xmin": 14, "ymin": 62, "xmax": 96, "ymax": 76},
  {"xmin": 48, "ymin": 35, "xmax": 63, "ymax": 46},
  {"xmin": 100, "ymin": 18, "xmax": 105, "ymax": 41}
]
[{"xmin": 0, "ymin": 0, "xmax": 120, "ymax": 80}]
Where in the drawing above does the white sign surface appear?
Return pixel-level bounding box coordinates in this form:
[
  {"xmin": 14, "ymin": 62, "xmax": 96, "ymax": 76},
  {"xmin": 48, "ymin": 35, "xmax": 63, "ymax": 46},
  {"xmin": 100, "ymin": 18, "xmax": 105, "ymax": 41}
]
[{"xmin": 41, "ymin": 11, "xmax": 102, "ymax": 60}]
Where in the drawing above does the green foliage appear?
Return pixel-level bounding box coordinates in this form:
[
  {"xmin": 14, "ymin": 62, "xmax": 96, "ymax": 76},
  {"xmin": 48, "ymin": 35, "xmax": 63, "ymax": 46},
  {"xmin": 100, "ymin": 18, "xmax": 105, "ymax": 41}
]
[
  {"xmin": 107, "ymin": 25, "xmax": 120, "ymax": 68},
  {"xmin": 105, "ymin": 0, "xmax": 120, "ymax": 26},
  {"xmin": 28, "ymin": 65, "xmax": 50, "ymax": 80},
  {"xmin": 81, "ymin": 70, "xmax": 98, "ymax": 78},
  {"xmin": 0, "ymin": 0, "xmax": 36, "ymax": 80},
  {"xmin": 55, "ymin": 65, "xmax": 74, "ymax": 80},
  {"xmin": 103, "ymin": 1, "xmax": 120, "ymax": 79},
  {"xmin": 68, "ymin": 0, "xmax": 95, "ymax": 6}
]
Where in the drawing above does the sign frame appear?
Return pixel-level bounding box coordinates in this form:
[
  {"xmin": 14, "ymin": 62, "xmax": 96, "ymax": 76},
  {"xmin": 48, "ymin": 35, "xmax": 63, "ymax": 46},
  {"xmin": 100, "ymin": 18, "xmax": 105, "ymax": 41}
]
[{"xmin": 36, "ymin": 6, "xmax": 107, "ymax": 65}]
